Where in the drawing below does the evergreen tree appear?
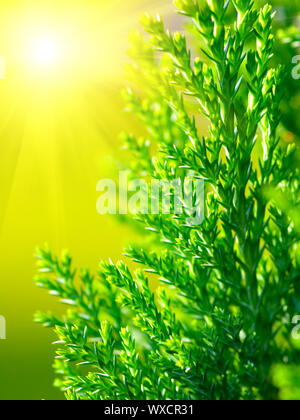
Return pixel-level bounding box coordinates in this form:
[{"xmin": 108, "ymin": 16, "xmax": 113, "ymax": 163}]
[{"xmin": 35, "ymin": 0, "xmax": 300, "ymax": 400}]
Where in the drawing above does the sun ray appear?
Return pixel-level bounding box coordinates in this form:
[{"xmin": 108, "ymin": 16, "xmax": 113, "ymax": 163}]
[{"xmin": 0, "ymin": 0, "xmax": 175, "ymax": 399}]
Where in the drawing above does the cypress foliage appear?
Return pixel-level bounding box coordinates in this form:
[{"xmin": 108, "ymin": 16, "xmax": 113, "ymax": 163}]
[{"xmin": 35, "ymin": 0, "xmax": 300, "ymax": 400}]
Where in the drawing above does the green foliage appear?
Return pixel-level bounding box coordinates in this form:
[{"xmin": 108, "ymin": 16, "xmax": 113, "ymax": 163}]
[
  {"xmin": 273, "ymin": 364, "xmax": 300, "ymax": 400},
  {"xmin": 35, "ymin": 0, "xmax": 300, "ymax": 400},
  {"xmin": 270, "ymin": 0, "xmax": 300, "ymax": 140}
]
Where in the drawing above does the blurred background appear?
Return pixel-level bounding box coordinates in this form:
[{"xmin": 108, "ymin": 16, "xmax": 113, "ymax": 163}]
[
  {"xmin": 0, "ymin": 0, "xmax": 298, "ymax": 400},
  {"xmin": 0, "ymin": 0, "xmax": 176, "ymax": 400}
]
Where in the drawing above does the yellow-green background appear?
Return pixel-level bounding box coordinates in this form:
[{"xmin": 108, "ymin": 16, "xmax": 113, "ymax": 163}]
[
  {"xmin": 0, "ymin": 0, "xmax": 298, "ymax": 401},
  {"xmin": 0, "ymin": 0, "xmax": 173, "ymax": 400}
]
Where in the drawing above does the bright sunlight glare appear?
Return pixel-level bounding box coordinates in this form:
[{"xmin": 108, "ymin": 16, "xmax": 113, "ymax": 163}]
[{"xmin": 31, "ymin": 37, "xmax": 60, "ymax": 67}]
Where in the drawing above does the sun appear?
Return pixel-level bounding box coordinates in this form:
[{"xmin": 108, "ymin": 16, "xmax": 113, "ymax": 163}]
[
  {"xmin": 33, "ymin": 38, "xmax": 57, "ymax": 64},
  {"xmin": 30, "ymin": 36, "xmax": 60, "ymax": 68}
]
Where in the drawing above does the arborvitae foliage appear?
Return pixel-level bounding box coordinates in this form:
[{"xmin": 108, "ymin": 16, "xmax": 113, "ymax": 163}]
[
  {"xmin": 272, "ymin": 0, "xmax": 300, "ymax": 140},
  {"xmin": 35, "ymin": 0, "xmax": 300, "ymax": 400}
]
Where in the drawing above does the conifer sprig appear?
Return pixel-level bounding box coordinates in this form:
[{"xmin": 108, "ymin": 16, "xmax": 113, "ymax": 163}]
[{"xmin": 35, "ymin": 0, "xmax": 300, "ymax": 400}]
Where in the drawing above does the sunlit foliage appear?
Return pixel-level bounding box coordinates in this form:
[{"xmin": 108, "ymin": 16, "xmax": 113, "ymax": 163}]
[{"xmin": 35, "ymin": 0, "xmax": 300, "ymax": 400}]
